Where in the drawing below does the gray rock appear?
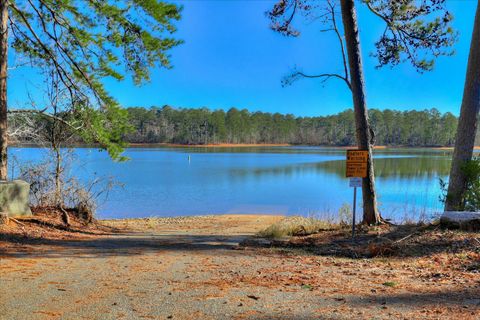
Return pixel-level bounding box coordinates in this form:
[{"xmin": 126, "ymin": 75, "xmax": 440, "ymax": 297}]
[
  {"xmin": 0, "ymin": 180, "xmax": 32, "ymax": 217},
  {"xmin": 441, "ymin": 211, "xmax": 480, "ymax": 230}
]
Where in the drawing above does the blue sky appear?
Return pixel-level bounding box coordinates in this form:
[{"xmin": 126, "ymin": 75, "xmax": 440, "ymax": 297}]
[{"xmin": 8, "ymin": 0, "xmax": 478, "ymax": 117}]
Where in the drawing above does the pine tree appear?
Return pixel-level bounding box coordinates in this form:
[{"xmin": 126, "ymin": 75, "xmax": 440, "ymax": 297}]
[
  {"xmin": 445, "ymin": 1, "xmax": 480, "ymax": 211},
  {"xmin": 267, "ymin": 0, "xmax": 456, "ymax": 224},
  {"xmin": 0, "ymin": 0, "xmax": 182, "ymax": 179}
]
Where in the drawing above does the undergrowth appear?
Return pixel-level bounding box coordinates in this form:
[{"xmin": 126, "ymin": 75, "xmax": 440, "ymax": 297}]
[{"xmin": 257, "ymin": 216, "xmax": 340, "ymax": 239}]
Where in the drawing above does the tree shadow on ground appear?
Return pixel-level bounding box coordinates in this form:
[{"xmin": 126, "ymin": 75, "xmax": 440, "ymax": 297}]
[
  {"xmin": 244, "ymin": 287, "xmax": 480, "ymax": 320},
  {"xmin": 346, "ymin": 288, "xmax": 480, "ymax": 308},
  {"xmin": 2, "ymin": 219, "xmax": 479, "ymax": 264},
  {"xmin": 0, "ymin": 231, "xmax": 254, "ymax": 259}
]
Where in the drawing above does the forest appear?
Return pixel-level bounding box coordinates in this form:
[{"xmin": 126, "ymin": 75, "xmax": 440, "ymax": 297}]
[{"xmin": 123, "ymin": 106, "xmax": 475, "ymax": 147}]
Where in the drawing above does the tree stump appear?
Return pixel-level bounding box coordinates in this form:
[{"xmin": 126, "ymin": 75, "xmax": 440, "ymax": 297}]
[{"xmin": 77, "ymin": 203, "xmax": 93, "ymax": 224}]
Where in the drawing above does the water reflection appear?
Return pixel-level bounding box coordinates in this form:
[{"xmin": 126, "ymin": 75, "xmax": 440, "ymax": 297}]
[
  {"xmin": 9, "ymin": 146, "xmax": 464, "ymax": 222},
  {"xmin": 230, "ymin": 156, "xmax": 451, "ymax": 179},
  {"xmin": 324, "ymin": 156, "xmax": 451, "ymax": 178}
]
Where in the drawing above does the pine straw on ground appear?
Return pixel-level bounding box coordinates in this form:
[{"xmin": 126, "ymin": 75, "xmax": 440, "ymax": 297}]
[
  {"xmin": 0, "ymin": 207, "xmax": 123, "ymax": 247},
  {"xmin": 245, "ymin": 222, "xmax": 480, "ymax": 273}
]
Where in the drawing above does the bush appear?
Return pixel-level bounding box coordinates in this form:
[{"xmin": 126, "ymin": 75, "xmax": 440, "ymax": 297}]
[
  {"xmin": 16, "ymin": 151, "xmax": 118, "ymax": 223},
  {"xmin": 338, "ymin": 203, "xmax": 353, "ymax": 226},
  {"xmin": 440, "ymin": 157, "xmax": 480, "ymax": 211}
]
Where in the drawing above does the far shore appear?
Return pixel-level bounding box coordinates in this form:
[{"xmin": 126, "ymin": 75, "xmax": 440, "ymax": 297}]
[
  {"xmin": 9, "ymin": 142, "xmax": 480, "ymax": 150},
  {"xmin": 129, "ymin": 142, "xmax": 292, "ymax": 148},
  {"xmin": 434, "ymin": 146, "xmax": 480, "ymax": 150},
  {"xmin": 129, "ymin": 143, "xmax": 480, "ymax": 150}
]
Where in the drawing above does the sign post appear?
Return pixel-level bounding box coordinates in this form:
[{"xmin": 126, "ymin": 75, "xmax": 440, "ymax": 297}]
[
  {"xmin": 346, "ymin": 150, "xmax": 368, "ymax": 239},
  {"xmin": 349, "ymin": 177, "xmax": 362, "ymax": 238}
]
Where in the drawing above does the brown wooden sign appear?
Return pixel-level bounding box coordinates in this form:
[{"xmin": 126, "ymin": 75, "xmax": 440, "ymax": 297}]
[{"xmin": 346, "ymin": 150, "xmax": 368, "ymax": 178}]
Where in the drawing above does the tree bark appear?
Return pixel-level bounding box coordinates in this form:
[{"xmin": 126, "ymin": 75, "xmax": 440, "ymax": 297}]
[
  {"xmin": 0, "ymin": 0, "xmax": 8, "ymax": 180},
  {"xmin": 445, "ymin": 1, "xmax": 480, "ymax": 211},
  {"xmin": 340, "ymin": 0, "xmax": 381, "ymax": 224},
  {"xmin": 54, "ymin": 146, "xmax": 62, "ymax": 207}
]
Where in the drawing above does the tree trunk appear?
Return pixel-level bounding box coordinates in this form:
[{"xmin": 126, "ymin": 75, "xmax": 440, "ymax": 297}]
[
  {"xmin": 0, "ymin": 0, "xmax": 8, "ymax": 181},
  {"xmin": 53, "ymin": 145, "xmax": 69, "ymax": 226},
  {"xmin": 54, "ymin": 146, "xmax": 62, "ymax": 207},
  {"xmin": 445, "ymin": 2, "xmax": 480, "ymax": 211},
  {"xmin": 340, "ymin": 0, "xmax": 381, "ymax": 224}
]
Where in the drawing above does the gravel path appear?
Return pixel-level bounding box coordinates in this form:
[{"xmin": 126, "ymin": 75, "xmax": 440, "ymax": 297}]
[{"xmin": 1, "ymin": 215, "xmax": 479, "ymax": 320}]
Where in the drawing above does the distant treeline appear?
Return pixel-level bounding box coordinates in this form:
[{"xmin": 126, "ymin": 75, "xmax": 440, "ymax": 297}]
[
  {"xmin": 124, "ymin": 106, "xmax": 477, "ymax": 147},
  {"xmin": 10, "ymin": 106, "xmax": 478, "ymax": 147}
]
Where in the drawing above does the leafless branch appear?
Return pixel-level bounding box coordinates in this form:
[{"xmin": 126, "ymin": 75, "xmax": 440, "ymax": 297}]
[
  {"xmin": 326, "ymin": 0, "xmax": 349, "ymax": 84},
  {"xmin": 283, "ymin": 69, "xmax": 352, "ymax": 90},
  {"xmin": 8, "ymin": 109, "xmax": 83, "ymax": 133}
]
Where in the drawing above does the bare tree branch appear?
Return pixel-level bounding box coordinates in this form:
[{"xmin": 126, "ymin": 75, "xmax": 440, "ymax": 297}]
[
  {"xmin": 283, "ymin": 69, "xmax": 352, "ymax": 90},
  {"xmin": 8, "ymin": 109, "xmax": 83, "ymax": 132},
  {"xmin": 326, "ymin": 0, "xmax": 350, "ymax": 84},
  {"xmin": 24, "ymin": 0, "xmax": 101, "ymax": 103},
  {"xmin": 8, "ymin": 4, "xmax": 78, "ymax": 100}
]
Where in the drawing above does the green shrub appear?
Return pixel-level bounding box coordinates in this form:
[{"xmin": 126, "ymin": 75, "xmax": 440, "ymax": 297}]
[{"xmin": 440, "ymin": 157, "xmax": 480, "ymax": 211}]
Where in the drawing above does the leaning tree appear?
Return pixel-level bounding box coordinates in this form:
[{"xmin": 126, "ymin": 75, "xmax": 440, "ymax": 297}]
[
  {"xmin": 0, "ymin": 0, "xmax": 183, "ymax": 180},
  {"xmin": 268, "ymin": 0, "xmax": 457, "ymax": 224},
  {"xmin": 445, "ymin": 0, "xmax": 480, "ymax": 211}
]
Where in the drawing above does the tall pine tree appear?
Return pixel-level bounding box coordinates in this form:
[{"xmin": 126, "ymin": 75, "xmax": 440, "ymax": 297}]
[
  {"xmin": 267, "ymin": 0, "xmax": 457, "ymax": 224},
  {"xmin": 0, "ymin": 0, "xmax": 183, "ymax": 179}
]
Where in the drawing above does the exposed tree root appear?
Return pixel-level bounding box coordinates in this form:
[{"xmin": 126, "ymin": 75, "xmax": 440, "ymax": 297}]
[{"xmin": 59, "ymin": 206, "xmax": 70, "ymax": 226}]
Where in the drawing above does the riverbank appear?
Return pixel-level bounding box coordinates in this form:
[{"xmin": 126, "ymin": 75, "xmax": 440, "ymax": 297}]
[{"xmin": 1, "ymin": 214, "xmax": 479, "ymax": 319}]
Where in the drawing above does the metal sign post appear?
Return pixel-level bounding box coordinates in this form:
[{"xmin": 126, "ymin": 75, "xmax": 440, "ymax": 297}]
[
  {"xmin": 346, "ymin": 150, "xmax": 368, "ymax": 239},
  {"xmin": 353, "ymin": 187, "xmax": 356, "ymax": 238},
  {"xmin": 349, "ymin": 177, "xmax": 362, "ymax": 238}
]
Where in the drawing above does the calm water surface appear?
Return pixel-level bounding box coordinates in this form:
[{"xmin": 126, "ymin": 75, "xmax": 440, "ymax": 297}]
[{"xmin": 10, "ymin": 146, "xmax": 467, "ymax": 222}]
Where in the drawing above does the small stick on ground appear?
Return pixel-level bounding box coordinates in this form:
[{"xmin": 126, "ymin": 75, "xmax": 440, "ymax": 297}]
[
  {"xmin": 9, "ymin": 217, "xmax": 26, "ymax": 227},
  {"xmin": 393, "ymin": 233, "xmax": 416, "ymax": 244}
]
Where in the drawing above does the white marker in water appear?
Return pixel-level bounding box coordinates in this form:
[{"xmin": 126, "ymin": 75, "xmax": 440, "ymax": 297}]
[{"xmin": 188, "ymin": 155, "xmax": 191, "ymax": 163}]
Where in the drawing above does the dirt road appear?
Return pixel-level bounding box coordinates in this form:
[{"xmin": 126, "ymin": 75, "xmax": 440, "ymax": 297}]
[{"xmin": 1, "ymin": 215, "xmax": 479, "ymax": 319}]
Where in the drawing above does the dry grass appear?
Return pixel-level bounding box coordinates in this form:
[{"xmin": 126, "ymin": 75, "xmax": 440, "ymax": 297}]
[
  {"xmin": 257, "ymin": 216, "xmax": 339, "ymax": 239},
  {"xmin": 254, "ymin": 221, "xmax": 480, "ymax": 264}
]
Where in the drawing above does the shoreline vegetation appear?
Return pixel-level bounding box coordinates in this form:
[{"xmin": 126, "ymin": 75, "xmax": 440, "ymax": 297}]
[
  {"xmin": 9, "ymin": 142, "xmax": 480, "ymax": 150},
  {"xmin": 130, "ymin": 143, "xmax": 480, "ymax": 150}
]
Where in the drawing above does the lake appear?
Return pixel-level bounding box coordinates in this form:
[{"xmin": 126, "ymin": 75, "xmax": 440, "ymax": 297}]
[{"xmin": 9, "ymin": 146, "xmax": 469, "ymax": 222}]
